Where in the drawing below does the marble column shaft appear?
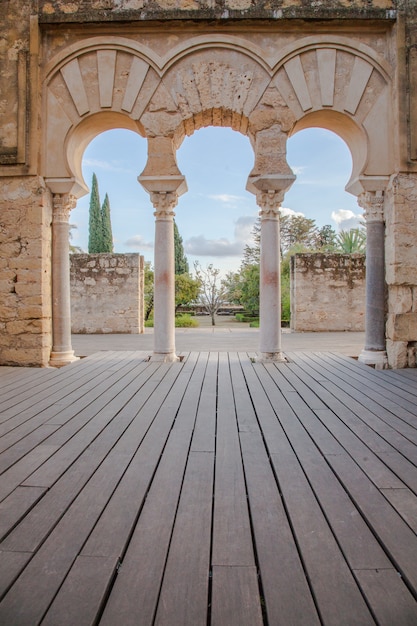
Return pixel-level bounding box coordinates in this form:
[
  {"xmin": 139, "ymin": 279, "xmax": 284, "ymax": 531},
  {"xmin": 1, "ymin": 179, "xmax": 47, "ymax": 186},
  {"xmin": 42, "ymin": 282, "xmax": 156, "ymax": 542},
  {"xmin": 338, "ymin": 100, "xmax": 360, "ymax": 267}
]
[
  {"xmin": 49, "ymin": 193, "xmax": 79, "ymax": 367},
  {"xmin": 359, "ymin": 190, "xmax": 387, "ymax": 366},
  {"xmin": 151, "ymin": 191, "xmax": 178, "ymax": 362},
  {"xmin": 257, "ymin": 190, "xmax": 285, "ymax": 361}
]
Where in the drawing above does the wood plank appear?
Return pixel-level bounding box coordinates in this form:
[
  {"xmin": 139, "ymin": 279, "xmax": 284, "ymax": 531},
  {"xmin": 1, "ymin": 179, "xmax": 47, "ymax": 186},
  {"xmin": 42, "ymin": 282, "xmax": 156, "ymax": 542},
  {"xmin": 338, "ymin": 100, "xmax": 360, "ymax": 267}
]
[
  {"xmin": 190, "ymin": 352, "xmax": 217, "ymax": 452},
  {"xmin": 99, "ymin": 354, "xmax": 208, "ymax": 626},
  {"xmin": 0, "ymin": 449, "xmax": 134, "ymax": 625},
  {"xmin": 381, "ymin": 487, "xmax": 417, "ymax": 533},
  {"xmin": 211, "ymin": 566, "xmax": 263, "ymax": 626},
  {"xmin": 240, "ymin": 432, "xmax": 320, "ymax": 625},
  {"xmin": 354, "ymin": 568, "xmax": 417, "ymax": 626},
  {"xmin": 327, "ymin": 452, "xmax": 417, "ymax": 595},
  {"xmin": 1, "ymin": 362, "xmax": 180, "ymax": 553},
  {"xmin": 280, "ymin": 357, "xmax": 417, "ymax": 492},
  {"xmin": 211, "ymin": 353, "xmax": 255, "ymax": 567},
  {"xmin": 247, "ymin": 363, "xmax": 376, "ymax": 625},
  {"xmin": 154, "ymin": 451, "xmax": 214, "ymax": 626},
  {"xmin": 0, "ymin": 485, "xmax": 46, "ymax": 541},
  {"xmin": 21, "ymin": 360, "xmax": 160, "ymax": 488},
  {"xmin": 41, "ymin": 555, "xmax": 119, "ymax": 626},
  {"xmin": 81, "ymin": 354, "xmax": 202, "ymax": 559}
]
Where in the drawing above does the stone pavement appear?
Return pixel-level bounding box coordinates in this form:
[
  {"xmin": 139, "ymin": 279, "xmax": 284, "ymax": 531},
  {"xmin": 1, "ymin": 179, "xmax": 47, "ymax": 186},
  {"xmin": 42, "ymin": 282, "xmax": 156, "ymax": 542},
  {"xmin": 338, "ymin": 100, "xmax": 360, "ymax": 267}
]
[{"xmin": 72, "ymin": 317, "xmax": 365, "ymax": 358}]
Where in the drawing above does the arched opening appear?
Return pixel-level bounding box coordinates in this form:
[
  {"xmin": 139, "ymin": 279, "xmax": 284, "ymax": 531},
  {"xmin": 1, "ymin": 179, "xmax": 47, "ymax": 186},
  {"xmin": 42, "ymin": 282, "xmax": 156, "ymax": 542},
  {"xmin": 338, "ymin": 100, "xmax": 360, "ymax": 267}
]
[
  {"xmin": 286, "ymin": 126, "xmax": 362, "ymax": 233},
  {"xmin": 285, "ymin": 124, "xmax": 366, "ymax": 334},
  {"xmin": 174, "ymin": 125, "xmax": 255, "ymax": 325},
  {"xmin": 176, "ymin": 126, "xmax": 255, "ymax": 274},
  {"xmin": 68, "ymin": 127, "xmax": 149, "ymax": 337}
]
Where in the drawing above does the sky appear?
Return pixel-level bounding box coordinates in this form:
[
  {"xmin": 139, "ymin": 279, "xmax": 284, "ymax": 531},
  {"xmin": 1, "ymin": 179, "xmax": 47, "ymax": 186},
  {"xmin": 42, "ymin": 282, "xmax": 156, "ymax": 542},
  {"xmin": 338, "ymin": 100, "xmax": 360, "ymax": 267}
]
[{"xmin": 70, "ymin": 125, "xmax": 363, "ymax": 275}]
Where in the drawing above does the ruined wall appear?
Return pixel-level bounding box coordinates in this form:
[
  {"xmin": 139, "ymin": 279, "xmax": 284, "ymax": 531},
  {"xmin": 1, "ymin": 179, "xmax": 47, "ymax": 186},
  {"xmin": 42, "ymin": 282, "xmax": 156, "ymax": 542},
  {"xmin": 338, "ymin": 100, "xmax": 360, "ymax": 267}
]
[
  {"xmin": 1, "ymin": 0, "xmax": 417, "ymax": 366},
  {"xmin": 70, "ymin": 253, "xmax": 145, "ymax": 334},
  {"xmin": 385, "ymin": 173, "xmax": 417, "ymax": 367},
  {"xmin": 290, "ymin": 253, "xmax": 365, "ymax": 332},
  {"xmin": 0, "ymin": 177, "xmax": 52, "ymax": 365}
]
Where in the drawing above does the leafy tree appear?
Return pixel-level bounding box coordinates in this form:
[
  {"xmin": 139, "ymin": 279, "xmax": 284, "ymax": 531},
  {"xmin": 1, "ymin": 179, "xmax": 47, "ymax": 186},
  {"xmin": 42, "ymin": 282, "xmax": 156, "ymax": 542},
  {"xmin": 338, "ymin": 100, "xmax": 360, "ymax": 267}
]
[
  {"xmin": 174, "ymin": 220, "xmax": 189, "ymax": 274},
  {"xmin": 335, "ymin": 228, "xmax": 366, "ymax": 254},
  {"xmin": 279, "ymin": 214, "xmax": 318, "ymax": 256},
  {"xmin": 242, "ymin": 218, "xmax": 261, "ymax": 267},
  {"xmin": 315, "ymin": 224, "xmax": 337, "ymax": 251},
  {"xmin": 175, "ymin": 273, "xmax": 200, "ymax": 312},
  {"xmin": 88, "ymin": 173, "xmax": 103, "ymax": 253},
  {"xmin": 239, "ymin": 264, "xmax": 260, "ymax": 315},
  {"xmin": 101, "ymin": 193, "xmax": 113, "ymax": 253},
  {"xmin": 194, "ymin": 262, "xmax": 227, "ymax": 326},
  {"xmin": 144, "ymin": 262, "xmax": 154, "ymax": 321}
]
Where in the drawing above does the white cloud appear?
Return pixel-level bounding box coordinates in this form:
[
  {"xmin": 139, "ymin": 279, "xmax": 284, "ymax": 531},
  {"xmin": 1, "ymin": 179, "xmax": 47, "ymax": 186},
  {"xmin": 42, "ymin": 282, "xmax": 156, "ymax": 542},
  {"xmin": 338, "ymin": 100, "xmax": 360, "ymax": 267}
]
[
  {"xmin": 331, "ymin": 209, "xmax": 363, "ymax": 231},
  {"xmin": 83, "ymin": 158, "xmax": 133, "ymax": 174},
  {"xmin": 124, "ymin": 235, "xmax": 154, "ymax": 250},
  {"xmin": 291, "ymin": 165, "xmax": 306, "ymax": 176},
  {"xmin": 208, "ymin": 194, "xmax": 246, "ymax": 207},
  {"xmin": 279, "ymin": 207, "xmax": 305, "ymax": 218},
  {"xmin": 185, "ymin": 215, "xmax": 256, "ymax": 257}
]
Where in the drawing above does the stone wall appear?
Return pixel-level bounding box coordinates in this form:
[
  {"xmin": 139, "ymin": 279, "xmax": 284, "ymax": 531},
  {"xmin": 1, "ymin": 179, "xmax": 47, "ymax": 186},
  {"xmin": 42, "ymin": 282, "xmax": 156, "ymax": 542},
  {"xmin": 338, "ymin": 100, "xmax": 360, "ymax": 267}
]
[
  {"xmin": 0, "ymin": 177, "xmax": 52, "ymax": 366},
  {"xmin": 290, "ymin": 253, "xmax": 365, "ymax": 332},
  {"xmin": 385, "ymin": 173, "xmax": 417, "ymax": 367},
  {"xmin": 70, "ymin": 253, "xmax": 145, "ymax": 334}
]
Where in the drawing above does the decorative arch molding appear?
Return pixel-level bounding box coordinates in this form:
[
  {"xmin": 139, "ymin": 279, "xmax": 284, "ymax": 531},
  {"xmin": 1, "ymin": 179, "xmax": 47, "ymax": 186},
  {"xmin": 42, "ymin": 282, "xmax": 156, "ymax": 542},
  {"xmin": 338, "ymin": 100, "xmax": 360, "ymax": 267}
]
[{"xmin": 42, "ymin": 32, "xmax": 394, "ymax": 196}]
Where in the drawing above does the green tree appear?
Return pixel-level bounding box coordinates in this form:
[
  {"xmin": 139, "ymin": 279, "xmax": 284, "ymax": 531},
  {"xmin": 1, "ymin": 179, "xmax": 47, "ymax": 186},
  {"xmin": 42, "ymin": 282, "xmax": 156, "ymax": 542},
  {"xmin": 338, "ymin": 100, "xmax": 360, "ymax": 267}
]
[
  {"xmin": 101, "ymin": 193, "xmax": 113, "ymax": 253},
  {"xmin": 242, "ymin": 218, "xmax": 261, "ymax": 267},
  {"xmin": 315, "ymin": 224, "xmax": 337, "ymax": 251},
  {"xmin": 194, "ymin": 262, "xmax": 227, "ymax": 326},
  {"xmin": 88, "ymin": 173, "xmax": 103, "ymax": 253},
  {"xmin": 335, "ymin": 228, "xmax": 366, "ymax": 254},
  {"xmin": 175, "ymin": 273, "xmax": 200, "ymax": 312},
  {"xmin": 174, "ymin": 220, "xmax": 189, "ymax": 274},
  {"xmin": 279, "ymin": 214, "xmax": 318, "ymax": 256},
  {"xmin": 239, "ymin": 264, "xmax": 260, "ymax": 315},
  {"xmin": 144, "ymin": 262, "xmax": 154, "ymax": 321}
]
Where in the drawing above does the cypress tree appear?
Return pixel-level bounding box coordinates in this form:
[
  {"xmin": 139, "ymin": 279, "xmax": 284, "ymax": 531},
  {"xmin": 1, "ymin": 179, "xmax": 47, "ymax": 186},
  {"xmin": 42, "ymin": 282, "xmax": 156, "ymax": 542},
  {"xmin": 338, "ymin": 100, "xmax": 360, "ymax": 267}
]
[
  {"xmin": 88, "ymin": 173, "xmax": 103, "ymax": 253},
  {"xmin": 174, "ymin": 220, "xmax": 189, "ymax": 274},
  {"xmin": 101, "ymin": 193, "xmax": 114, "ymax": 253}
]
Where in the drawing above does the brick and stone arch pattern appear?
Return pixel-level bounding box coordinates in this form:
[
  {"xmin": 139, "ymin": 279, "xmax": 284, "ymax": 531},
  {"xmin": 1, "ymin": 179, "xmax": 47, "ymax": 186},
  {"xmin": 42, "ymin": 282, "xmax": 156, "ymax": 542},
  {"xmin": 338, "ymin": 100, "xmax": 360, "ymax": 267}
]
[{"xmin": 43, "ymin": 33, "xmax": 393, "ymax": 192}]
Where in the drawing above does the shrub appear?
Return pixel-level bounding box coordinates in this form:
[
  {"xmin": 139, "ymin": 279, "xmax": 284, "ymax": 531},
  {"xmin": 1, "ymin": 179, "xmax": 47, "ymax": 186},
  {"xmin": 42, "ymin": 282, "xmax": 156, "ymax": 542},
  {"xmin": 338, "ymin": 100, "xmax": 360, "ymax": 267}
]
[
  {"xmin": 175, "ymin": 314, "xmax": 199, "ymax": 328},
  {"xmin": 249, "ymin": 320, "xmax": 260, "ymax": 328}
]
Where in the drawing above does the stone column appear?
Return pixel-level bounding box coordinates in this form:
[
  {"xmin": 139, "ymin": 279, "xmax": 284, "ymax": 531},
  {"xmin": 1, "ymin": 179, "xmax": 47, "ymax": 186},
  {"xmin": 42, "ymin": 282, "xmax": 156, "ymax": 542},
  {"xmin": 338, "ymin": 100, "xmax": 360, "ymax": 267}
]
[
  {"xmin": 150, "ymin": 191, "xmax": 179, "ymax": 362},
  {"xmin": 358, "ymin": 190, "xmax": 387, "ymax": 368},
  {"xmin": 256, "ymin": 190, "xmax": 286, "ymax": 361},
  {"xmin": 49, "ymin": 193, "xmax": 79, "ymax": 367}
]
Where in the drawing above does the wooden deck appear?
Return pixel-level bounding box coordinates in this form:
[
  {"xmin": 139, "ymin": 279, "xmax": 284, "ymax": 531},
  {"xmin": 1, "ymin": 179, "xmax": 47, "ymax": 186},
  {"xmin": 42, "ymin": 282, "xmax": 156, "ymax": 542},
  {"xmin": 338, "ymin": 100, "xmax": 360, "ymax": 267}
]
[{"xmin": 0, "ymin": 350, "xmax": 417, "ymax": 625}]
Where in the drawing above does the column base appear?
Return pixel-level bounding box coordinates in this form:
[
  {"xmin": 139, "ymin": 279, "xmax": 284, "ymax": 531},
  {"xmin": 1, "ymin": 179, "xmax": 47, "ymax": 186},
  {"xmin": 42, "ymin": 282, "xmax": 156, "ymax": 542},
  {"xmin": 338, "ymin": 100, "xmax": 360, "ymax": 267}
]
[
  {"xmin": 49, "ymin": 350, "xmax": 80, "ymax": 368},
  {"xmin": 255, "ymin": 351, "xmax": 287, "ymax": 363},
  {"xmin": 149, "ymin": 352, "xmax": 180, "ymax": 363},
  {"xmin": 358, "ymin": 349, "xmax": 387, "ymax": 370}
]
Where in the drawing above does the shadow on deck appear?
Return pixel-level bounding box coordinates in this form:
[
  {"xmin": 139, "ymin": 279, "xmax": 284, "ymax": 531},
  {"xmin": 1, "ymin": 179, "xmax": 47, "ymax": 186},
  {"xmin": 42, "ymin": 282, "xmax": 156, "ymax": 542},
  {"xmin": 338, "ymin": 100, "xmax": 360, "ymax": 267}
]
[{"xmin": 0, "ymin": 351, "xmax": 417, "ymax": 625}]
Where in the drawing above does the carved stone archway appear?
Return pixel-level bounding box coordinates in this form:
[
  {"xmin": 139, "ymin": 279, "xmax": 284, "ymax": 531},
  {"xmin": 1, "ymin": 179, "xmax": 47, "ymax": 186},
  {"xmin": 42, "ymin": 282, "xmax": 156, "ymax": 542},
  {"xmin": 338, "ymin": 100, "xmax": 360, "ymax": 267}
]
[{"xmin": 3, "ymin": 5, "xmax": 412, "ymax": 367}]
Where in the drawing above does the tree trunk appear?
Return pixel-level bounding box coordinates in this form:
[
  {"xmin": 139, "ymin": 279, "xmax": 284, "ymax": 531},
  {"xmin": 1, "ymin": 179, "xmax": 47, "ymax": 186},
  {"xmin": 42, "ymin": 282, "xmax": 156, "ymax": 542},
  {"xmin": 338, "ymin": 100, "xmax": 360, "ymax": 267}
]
[{"xmin": 211, "ymin": 312, "xmax": 216, "ymax": 326}]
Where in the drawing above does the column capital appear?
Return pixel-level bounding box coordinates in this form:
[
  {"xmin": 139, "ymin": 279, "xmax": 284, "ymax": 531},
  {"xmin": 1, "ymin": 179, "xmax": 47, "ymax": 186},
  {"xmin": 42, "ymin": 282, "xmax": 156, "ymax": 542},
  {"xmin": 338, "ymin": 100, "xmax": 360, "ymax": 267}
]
[
  {"xmin": 358, "ymin": 190, "xmax": 385, "ymax": 223},
  {"xmin": 151, "ymin": 191, "xmax": 178, "ymax": 219},
  {"xmin": 52, "ymin": 193, "xmax": 76, "ymax": 223},
  {"xmin": 256, "ymin": 190, "xmax": 284, "ymax": 219}
]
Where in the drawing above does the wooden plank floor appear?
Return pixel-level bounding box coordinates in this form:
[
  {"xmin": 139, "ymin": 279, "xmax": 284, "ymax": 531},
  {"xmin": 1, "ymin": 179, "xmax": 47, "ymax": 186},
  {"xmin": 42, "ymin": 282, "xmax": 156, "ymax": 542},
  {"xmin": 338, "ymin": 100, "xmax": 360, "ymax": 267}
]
[{"xmin": 0, "ymin": 351, "xmax": 417, "ymax": 625}]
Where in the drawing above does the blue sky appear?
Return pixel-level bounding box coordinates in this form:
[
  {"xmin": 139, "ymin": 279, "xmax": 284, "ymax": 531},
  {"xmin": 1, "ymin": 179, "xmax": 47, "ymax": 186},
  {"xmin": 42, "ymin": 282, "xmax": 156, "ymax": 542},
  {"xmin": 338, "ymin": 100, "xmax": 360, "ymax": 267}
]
[{"xmin": 70, "ymin": 126, "xmax": 362, "ymax": 274}]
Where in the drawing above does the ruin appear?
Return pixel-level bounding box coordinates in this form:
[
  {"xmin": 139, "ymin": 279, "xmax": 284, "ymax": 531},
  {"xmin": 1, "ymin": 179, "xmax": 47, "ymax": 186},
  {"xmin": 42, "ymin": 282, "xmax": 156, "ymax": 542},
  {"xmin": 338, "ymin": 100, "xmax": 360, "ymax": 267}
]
[{"xmin": 1, "ymin": 0, "xmax": 417, "ymax": 367}]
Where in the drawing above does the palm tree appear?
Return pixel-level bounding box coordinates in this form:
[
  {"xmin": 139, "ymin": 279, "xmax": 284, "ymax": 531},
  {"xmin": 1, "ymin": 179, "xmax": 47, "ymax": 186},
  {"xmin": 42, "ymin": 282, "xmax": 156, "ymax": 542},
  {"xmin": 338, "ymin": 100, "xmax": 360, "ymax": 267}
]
[{"xmin": 335, "ymin": 228, "xmax": 366, "ymax": 254}]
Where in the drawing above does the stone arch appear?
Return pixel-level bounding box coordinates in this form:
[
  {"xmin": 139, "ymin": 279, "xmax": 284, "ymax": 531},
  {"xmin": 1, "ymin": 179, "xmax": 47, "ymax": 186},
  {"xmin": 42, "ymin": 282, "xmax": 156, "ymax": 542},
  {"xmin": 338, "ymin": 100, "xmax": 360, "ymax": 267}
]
[{"xmin": 269, "ymin": 38, "xmax": 393, "ymax": 193}]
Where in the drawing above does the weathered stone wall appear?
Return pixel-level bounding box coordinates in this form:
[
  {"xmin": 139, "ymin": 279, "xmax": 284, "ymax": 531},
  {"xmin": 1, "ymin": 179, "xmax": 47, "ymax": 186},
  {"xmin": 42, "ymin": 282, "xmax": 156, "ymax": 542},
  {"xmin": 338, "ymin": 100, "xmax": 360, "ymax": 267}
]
[
  {"xmin": 290, "ymin": 253, "xmax": 365, "ymax": 332},
  {"xmin": 385, "ymin": 173, "xmax": 417, "ymax": 367},
  {"xmin": 70, "ymin": 253, "xmax": 145, "ymax": 334},
  {"xmin": 0, "ymin": 177, "xmax": 53, "ymax": 365}
]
